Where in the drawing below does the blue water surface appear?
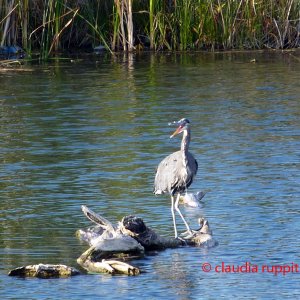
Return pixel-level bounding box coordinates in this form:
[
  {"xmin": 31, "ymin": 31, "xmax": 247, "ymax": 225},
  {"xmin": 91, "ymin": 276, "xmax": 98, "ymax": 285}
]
[{"xmin": 1, "ymin": 52, "xmax": 300, "ymax": 299}]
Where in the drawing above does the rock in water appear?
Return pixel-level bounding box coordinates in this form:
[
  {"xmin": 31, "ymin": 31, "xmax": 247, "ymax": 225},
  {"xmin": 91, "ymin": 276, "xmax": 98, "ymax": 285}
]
[{"xmin": 8, "ymin": 264, "xmax": 80, "ymax": 278}]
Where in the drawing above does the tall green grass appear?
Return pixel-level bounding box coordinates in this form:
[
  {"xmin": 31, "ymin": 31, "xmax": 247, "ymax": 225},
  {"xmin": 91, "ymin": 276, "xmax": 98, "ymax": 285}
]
[{"xmin": 0, "ymin": 0, "xmax": 299, "ymax": 58}]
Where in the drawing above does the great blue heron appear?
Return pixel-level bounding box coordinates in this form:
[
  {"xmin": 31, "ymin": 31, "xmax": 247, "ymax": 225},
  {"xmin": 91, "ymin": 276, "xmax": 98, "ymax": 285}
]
[{"xmin": 153, "ymin": 118, "xmax": 198, "ymax": 238}]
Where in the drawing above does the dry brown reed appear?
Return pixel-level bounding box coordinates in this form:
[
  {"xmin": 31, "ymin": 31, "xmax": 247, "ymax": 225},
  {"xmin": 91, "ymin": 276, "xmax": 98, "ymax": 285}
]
[{"xmin": 0, "ymin": 0, "xmax": 299, "ymax": 58}]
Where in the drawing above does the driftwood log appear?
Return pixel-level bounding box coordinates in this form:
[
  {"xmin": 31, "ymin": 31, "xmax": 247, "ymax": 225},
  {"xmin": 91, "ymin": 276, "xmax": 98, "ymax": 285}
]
[
  {"xmin": 77, "ymin": 246, "xmax": 140, "ymax": 275},
  {"xmin": 76, "ymin": 205, "xmax": 217, "ymax": 275}
]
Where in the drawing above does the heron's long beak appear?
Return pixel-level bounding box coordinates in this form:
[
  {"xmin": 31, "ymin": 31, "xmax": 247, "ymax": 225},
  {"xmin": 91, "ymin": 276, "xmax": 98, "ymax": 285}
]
[{"xmin": 170, "ymin": 126, "xmax": 183, "ymax": 138}]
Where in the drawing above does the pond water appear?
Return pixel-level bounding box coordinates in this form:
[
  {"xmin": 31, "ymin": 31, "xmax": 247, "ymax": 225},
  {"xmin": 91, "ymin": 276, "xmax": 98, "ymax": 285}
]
[{"xmin": 0, "ymin": 51, "xmax": 300, "ymax": 299}]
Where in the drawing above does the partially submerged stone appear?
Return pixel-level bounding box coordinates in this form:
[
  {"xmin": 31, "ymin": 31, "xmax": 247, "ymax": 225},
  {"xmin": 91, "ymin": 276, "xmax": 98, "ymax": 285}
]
[{"xmin": 8, "ymin": 264, "xmax": 80, "ymax": 278}]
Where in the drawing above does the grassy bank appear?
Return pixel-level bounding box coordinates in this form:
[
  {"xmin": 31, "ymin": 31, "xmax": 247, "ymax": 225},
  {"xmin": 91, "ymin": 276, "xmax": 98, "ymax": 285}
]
[{"xmin": 0, "ymin": 0, "xmax": 299, "ymax": 58}]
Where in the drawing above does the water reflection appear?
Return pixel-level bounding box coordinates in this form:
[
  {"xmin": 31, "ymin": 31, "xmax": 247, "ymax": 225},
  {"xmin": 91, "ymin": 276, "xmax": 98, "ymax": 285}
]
[{"xmin": 0, "ymin": 52, "xmax": 300, "ymax": 298}]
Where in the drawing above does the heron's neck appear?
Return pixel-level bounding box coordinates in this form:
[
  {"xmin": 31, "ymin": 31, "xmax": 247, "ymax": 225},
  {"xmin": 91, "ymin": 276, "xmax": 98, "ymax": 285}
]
[{"xmin": 181, "ymin": 129, "xmax": 190, "ymax": 166}]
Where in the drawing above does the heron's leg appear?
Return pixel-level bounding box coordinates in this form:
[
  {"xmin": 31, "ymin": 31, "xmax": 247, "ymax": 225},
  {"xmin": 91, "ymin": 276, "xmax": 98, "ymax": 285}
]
[
  {"xmin": 175, "ymin": 193, "xmax": 192, "ymax": 234},
  {"xmin": 171, "ymin": 195, "xmax": 178, "ymax": 238}
]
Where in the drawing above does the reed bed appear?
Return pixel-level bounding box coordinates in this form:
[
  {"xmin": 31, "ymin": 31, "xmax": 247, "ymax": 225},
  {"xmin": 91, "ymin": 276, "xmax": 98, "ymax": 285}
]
[{"xmin": 0, "ymin": 0, "xmax": 299, "ymax": 57}]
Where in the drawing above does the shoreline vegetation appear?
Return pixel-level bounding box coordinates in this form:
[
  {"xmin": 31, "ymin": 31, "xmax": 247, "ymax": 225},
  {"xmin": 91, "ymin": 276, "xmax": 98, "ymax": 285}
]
[{"xmin": 0, "ymin": 0, "xmax": 299, "ymax": 59}]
